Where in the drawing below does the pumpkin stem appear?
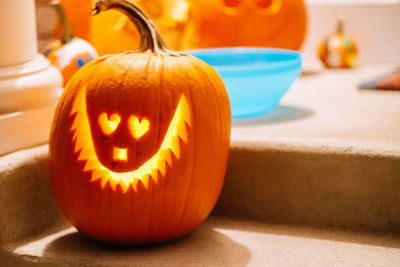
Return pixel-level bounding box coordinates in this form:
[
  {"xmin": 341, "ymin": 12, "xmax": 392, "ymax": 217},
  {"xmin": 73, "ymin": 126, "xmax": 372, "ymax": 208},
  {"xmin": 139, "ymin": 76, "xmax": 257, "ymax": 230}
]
[
  {"xmin": 51, "ymin": 0, "xmax": 74, "ymax": 44},
  {"xmin": 91, "ymin": 0, "xmax": 179, "ymax": 55},
  {"xmin": 336, "ymin": 15, "xmax": 345, "ymax": 34}
]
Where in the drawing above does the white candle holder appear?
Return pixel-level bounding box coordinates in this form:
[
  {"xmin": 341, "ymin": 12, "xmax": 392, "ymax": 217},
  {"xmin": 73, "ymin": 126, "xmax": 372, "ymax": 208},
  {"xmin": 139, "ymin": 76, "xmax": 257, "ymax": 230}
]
[{"xmin": 0, "ymin": 0, "xmax": 62, "ymax": 155}]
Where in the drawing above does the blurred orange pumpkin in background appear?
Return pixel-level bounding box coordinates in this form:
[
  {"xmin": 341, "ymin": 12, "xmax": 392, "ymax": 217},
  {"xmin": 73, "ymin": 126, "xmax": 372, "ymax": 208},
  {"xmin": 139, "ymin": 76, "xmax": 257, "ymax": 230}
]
[
  {"xmin": 57, "ymin": 0, "xmax": 91, "ymax": 40},
  {"xmin": 318, "ymin": 17, "xmax": 358, "ymax": 68},
  {"xmin": 186, "ymin": 0, "xmax": 307, "ymax": 50},
  {"xmin": 58, "ymin": 0, "xmax": 191, "ymax": 55},
  {"xmin": 56, "ymin": 0, "xmax": 307, "ymax": 54},
  {"xmin": 88, "ymin": 2, "xmax": 140, "ymax": 55}
]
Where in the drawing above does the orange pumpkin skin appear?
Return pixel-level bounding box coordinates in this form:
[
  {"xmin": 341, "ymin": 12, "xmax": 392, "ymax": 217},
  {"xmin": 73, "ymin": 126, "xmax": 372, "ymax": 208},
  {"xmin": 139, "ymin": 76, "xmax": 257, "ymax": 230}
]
[
  {"xmin": 188, "ymin": 0, "xmax": 307, "ymax": 50},
  {"xmin": 49, "ymin": 0, "xmax": 231, "ymax": 244}
]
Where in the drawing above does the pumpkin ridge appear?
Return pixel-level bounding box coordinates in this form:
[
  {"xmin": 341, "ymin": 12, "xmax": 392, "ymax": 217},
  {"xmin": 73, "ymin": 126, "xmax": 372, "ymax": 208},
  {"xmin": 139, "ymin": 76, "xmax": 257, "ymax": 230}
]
[
  {"xmin": 170, "ymin": 57, "xmax": 196, "ymax": 235},
  {"xmin": 148, "ymin": 53, "xmax": 165, "ymax": 239}
]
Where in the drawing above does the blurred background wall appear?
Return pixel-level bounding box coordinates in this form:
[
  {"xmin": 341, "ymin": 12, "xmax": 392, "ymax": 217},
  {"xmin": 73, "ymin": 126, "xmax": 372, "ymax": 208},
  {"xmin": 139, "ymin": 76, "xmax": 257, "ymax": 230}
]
[
  {"xmin": 302, "ymin": 2, "xmax": 400, "ymax": 63},
  {"xmin": 35, "ymin": 0, "xmax": 400, "ymax": 63},
  {"xmin": 36, "ymin": 0, "xmax": 57, "ymax": 49}
]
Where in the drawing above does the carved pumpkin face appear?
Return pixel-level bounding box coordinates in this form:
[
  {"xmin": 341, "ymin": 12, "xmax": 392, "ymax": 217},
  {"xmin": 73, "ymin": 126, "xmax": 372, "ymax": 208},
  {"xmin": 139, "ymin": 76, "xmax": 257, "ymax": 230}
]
[
  {"xmin": 49, "ymin": 0, "xmax": 230, "ymax": 244},
  {"xmin": 71, "ymin": 83, "xmax": 190, "ymax": 191},
  {"xmin": 189, "ymin": 0, "xmax": 307, "ymax": 50}
]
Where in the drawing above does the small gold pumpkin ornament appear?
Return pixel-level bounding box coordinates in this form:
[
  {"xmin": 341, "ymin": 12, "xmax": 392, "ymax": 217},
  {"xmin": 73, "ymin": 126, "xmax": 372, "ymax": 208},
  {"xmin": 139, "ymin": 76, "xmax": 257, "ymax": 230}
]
[{"xmin": 318, "ymin": 17, "xmax": 358, "ymax": 68}]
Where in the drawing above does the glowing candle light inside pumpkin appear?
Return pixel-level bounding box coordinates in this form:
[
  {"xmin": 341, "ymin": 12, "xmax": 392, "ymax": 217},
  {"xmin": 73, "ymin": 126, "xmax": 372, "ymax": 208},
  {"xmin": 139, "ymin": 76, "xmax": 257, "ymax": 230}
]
[
  {"xmin": 113, "ymin": 147, "xmax": 128, "ymax": 161},
  {"xmin": 129, "ymin": 116, "xmax": 150, "ymax": 139}
]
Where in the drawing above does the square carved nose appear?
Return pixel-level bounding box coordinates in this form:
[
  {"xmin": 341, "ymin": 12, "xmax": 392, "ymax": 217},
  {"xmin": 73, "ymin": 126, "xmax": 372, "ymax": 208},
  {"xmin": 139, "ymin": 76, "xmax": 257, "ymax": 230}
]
[{"xmin": 113, "ymin": 147, "xmax": 127, "ymax": 161}]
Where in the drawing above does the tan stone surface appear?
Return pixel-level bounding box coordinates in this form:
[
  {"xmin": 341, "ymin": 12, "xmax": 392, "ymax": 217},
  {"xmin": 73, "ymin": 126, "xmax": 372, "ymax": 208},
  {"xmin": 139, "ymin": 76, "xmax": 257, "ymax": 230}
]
[
  {"xmin": 1, "ymin": 64, "xmax": 400, "ymax": 265},
  {"xmin": 2, "ymin": 216, "xmax": 400, "ymax": 266},
  {"xmin": 214, "ymin": 64, "xmax": 400, "ymax": 233},
  {"xmin": 232, "ymin": 64, "xmax": 400, "ymax": 155},
  {"xmin": 216, "ymin": 145, "xmax": 400, "ymax": 233},
  {"xmin": 0, "ymin": 146, "xmax": 61, "ymax": 245}
]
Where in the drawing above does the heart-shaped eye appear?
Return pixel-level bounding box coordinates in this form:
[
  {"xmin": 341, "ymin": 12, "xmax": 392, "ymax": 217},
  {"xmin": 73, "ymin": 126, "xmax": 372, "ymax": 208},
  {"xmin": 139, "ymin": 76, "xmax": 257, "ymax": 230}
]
[
  {"xmin": 98, "ymin": 113, "xmax": 121, "ymax": 135},
  {"xmin": 129, "ymin": 116, "xmax": 150, "ymax": 139}
]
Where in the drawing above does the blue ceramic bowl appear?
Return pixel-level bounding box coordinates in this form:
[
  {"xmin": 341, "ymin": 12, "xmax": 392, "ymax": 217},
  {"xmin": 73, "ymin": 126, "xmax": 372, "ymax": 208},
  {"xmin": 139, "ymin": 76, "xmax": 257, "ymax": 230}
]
[{"xmin": 189, "ymin": 48, "xmax": 302, "ymax": 118}]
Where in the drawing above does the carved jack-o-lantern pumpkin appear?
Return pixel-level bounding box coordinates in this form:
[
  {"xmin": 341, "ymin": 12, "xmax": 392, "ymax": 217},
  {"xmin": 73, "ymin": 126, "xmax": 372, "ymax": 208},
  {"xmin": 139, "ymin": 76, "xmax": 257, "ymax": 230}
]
[
  {"xmin": 187, "ymin": 0, "xmax": 307, "ymax": 50},
  {"xmin": 42, "ymin": 1, "xmax": 98, "ymax": 86},
  {"xmin": 49, "ymin": 0, "xmax": 231, "ymax": 244}
]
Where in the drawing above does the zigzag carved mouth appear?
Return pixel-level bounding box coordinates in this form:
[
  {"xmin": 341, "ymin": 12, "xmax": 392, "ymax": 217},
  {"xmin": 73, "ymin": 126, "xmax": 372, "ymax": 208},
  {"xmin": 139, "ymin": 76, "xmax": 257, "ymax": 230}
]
[{"xmin": 70, "ymin": 85, "xmax": 191, "ymax": 192}]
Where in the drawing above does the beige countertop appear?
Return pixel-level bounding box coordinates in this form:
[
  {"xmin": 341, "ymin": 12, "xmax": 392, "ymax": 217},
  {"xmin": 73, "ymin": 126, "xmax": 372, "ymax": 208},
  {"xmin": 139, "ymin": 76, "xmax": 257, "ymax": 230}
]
[
  {"xmin": 3, "ymin": 216, "xmax": 400, "ymax": 266},
  {"xmin": 222, "ymin": 64, "xmax": 400, "ymax": 234},
  {"xmin": 1, "ymin": 64, "xmax": 400, "ymax": 266},
  {"xmin": 232, "ymin": 63, "xmax": 400, "ymax": 156}
]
